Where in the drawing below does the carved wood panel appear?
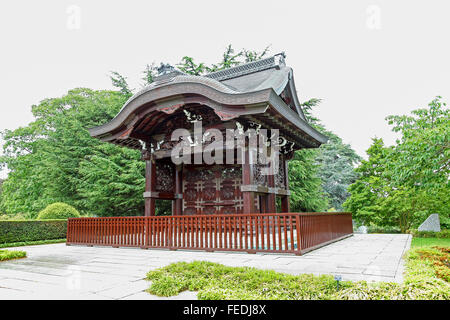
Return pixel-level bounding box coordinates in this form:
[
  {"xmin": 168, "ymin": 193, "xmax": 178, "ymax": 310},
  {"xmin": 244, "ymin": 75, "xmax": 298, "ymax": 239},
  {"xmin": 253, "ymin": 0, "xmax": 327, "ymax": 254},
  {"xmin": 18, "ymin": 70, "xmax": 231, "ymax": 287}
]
[
  {"xmin": 150, "ymin": 106, "xmax": 223, "ymax": 153},
  {"xmin": 275, "ymin": 157, "xmax": 286, "ymax": 189},
  {"xmin": 182, "ymin": 165, "xmax": 245, "ymax": 215},
  {"xmin": 253, "ymin": 163, "xmax": 268, "ymax": 186},
  {"xmin": 155, "ymin": 162, "xmax": 175, "ymax": 193}
]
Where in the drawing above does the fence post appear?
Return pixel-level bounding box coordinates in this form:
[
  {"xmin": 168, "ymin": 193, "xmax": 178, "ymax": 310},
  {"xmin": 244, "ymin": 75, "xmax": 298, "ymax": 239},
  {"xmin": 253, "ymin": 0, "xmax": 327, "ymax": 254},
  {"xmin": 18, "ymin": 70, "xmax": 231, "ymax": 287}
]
[
  {"xmin": 168, "ymin": 216, "xmax": 173, "ymax": 250},
  {"xmin": 295, "ymin": 214, "xmax": 302, "ymax": 255},
  {"xmin": 66, "ymin": 219, "xmax": 71, "ymax": 245}
]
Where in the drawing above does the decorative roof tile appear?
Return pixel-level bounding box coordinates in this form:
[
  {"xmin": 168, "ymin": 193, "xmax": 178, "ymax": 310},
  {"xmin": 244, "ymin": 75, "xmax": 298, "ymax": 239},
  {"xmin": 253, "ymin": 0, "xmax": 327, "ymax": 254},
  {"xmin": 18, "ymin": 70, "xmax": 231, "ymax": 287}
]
[{"xmin": 205, "ymin": 53, "xmax": 286, "ymax": 81}]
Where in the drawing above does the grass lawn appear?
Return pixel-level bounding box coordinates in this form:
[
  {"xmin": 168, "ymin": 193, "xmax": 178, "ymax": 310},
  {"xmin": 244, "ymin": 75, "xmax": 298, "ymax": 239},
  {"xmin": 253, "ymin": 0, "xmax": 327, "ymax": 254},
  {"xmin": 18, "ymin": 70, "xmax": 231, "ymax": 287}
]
[
  {"xmin": 0, "ymin": 238, "xmax": 66, "ymax": 249},
  {"xmin": 411, "ymin": 237, "xmax": 450, "ymax": 248},
  {"xmin": 0, "ymin": 249, "xmax": 27, "ymax": 261},
  {"xmin": 145, "ymin": 237, "xmax": 449, "ymax": 300}
]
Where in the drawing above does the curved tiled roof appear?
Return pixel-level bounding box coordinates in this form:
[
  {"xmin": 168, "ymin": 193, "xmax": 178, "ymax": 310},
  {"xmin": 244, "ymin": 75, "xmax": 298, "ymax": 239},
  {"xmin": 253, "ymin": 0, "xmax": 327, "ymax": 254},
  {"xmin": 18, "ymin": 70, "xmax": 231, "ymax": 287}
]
[
  {"xmin": 89, "ymin": 53, "xmax": 327, "ymax": 147},
  {"xmin": 123, "ymin": 54, "xmax": 289, "ymax": 102},
  {"xmin": 121, "ymin": 74, "xmax": 239, "ymax": 112}
]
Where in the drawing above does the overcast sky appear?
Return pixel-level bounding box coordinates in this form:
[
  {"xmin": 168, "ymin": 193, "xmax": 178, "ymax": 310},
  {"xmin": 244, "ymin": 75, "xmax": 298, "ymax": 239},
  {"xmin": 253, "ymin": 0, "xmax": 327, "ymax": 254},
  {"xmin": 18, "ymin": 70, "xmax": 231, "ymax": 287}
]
[{"xmin": 1, "ymin": 0, "xmax": 449, "ymax": 179}]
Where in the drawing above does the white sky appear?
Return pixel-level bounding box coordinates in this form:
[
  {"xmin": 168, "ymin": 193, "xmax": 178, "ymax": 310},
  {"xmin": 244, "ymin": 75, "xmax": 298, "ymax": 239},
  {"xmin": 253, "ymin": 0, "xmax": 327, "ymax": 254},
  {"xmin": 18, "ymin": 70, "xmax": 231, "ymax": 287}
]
[{"xmin": 1, "ymin": 0, "xmax": 449, "ymax": 179}]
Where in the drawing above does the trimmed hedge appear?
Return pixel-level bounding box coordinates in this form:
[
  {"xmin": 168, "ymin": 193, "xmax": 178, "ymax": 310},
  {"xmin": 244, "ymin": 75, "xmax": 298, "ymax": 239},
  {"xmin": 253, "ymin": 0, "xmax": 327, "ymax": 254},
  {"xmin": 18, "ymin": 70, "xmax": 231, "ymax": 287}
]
[
  {"xmin": 409, "ymin": 229, "xmax": 450, "ymax": 239},
  {"xmin": 0, "ymin": 220, "xmax": 67, "ymax": 244},
  {"xmin": 0, "ymin": 238, "xmax": 66, "ymax": 249}
]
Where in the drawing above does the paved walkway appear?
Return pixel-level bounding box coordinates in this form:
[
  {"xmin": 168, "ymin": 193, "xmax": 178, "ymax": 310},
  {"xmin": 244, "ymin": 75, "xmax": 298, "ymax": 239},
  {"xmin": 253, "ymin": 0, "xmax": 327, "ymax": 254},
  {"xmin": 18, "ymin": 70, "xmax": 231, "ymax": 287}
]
[{"xmin": 0, "ymin": 234, "xmax": 411, "ymax": 300}]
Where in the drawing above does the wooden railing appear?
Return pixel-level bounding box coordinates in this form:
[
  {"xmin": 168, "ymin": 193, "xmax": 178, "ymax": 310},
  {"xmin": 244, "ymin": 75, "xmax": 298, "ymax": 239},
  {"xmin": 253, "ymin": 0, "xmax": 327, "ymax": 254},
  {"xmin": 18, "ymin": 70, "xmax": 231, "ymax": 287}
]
[{"xmin": 66, "ymin": 212, "xmax": 352, "ymax": 255}]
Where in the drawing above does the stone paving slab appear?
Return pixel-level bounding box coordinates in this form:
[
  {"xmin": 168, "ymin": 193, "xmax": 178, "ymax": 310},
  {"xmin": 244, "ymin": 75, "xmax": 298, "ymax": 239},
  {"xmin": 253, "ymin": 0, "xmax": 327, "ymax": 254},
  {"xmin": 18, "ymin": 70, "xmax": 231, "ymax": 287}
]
[{"xmin": 0, "ymin": 234, "xmax": 411, "ymax": 300}]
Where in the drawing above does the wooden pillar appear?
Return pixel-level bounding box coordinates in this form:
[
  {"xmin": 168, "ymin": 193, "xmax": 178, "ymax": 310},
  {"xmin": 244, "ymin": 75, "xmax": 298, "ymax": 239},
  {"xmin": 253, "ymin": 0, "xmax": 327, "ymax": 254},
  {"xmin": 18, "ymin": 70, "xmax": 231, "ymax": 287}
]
[
  {"xmin": 173, "ymin": 165, "xmax": 183, "ymax": 215},
  {"xmin": 281, "ymin": 157, "xmax": 291, "ymax": 212},
  {"xmin": 143, "ymin": 152, "xmax": 156, "ymax": 217},
  {"xmin": 267, "ymin": 166, "xmax": 277, "ymax": 213},
  {"xmin": 281, "ymin": 196, "xmax": 290, "ymax": 212},
  {"xmin": 259, "ymin": 195, "xmax": 267, "ymax": 213},
  {"xmin": 242, "ymin": 146, "xmax": 256, "ymax": 214},
  {"xmin": 266, "ymin": 146, "xmax": 277, "ymax": 213}
]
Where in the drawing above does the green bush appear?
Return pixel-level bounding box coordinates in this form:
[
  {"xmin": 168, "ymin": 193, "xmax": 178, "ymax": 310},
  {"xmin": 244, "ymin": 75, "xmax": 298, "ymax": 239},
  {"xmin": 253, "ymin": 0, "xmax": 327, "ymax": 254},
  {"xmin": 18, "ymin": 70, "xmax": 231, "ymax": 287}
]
[
  {"xmin": 145, "ymin": 249, "xmax": 450, "ymax": 300},
  {"xmin": 0, "ymin": 249, "xmax": 27, "ymax": 261},
  {"xmin": 37, "ymin": 203, "xmax": 80, "ymax": 220},
  {"xmin": 0, "ymin": 220, "xmax": 67, "ymax": 244},
  {"xmin": 412, "ymin": 237, "xmax": 450, "ymax": 248},
  {"xmin": 439, "ymin": 215, "xmax": 450, "ymax": 229},
  {"xmin": 367, "ymin": 225, "xmax": 401, "ymax": 234},
  {"xmin": 409, "ymin": 229, "xmax": 450, "ymax": 239}
]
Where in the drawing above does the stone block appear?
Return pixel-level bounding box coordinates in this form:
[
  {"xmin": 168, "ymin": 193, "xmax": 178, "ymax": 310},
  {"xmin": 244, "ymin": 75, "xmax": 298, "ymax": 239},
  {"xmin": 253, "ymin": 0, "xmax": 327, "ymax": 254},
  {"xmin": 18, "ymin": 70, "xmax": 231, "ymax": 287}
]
[{"xmin": 418, "ymin": 214, "xmax": 441, "ymax": 232}]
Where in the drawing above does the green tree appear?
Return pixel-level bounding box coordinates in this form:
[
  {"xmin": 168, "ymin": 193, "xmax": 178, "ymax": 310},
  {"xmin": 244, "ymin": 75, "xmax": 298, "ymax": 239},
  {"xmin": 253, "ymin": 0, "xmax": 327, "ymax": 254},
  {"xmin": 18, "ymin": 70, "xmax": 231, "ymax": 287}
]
[
  {"xmin": 243, "ymin": 45, "xmax": 271, "ymax": 62},
  {"xmin": 315, "ymin": 130, "xmax": 361, "ymax": 210},
  {"xmin": 109, "ymin": 72, "xmax": 133, "ymax": 97},
  {"xmin": 289, "ymin": 149, "xmax": 328, "ymax": 212},
  {"xmin": 0, "ymin": 178, "xmax": 3, "ymax": 211},
  {"xmin": 385, "ymin": 96, "xmax": 450, "ymax": 231},
  {"xmin": 344, "ymin": 97, "xmax": 449, "ymax": 232},
  {"xmin": 177, "ymin": 45, "xmax": 271, "ymax": 75},
  {"xmin": 385, "ymin": 96, "xmax": 449, "ymax": 188},
  {"xmin": 301, "ymin": 98, "xmax": 361, "ymax": 210},
  {"xmin": 141, "ymin": 63, "xmax": 158, "ymax": 86},
  {"xmin": 207, "ymin": 45, "xmax": 243, "ymax": 72},
  {"xmin": 0, "ymin": 88, "xmax": 144, "ymax": 218},
  {"xmin": 343, "ymin": 138, "xmax": 393, "ymax": 226},
  {"xmin": 76, "ymin": 142, "xmax": 145, "ymax": 217},
  {"xmin": 177, "ymin": 56, "xmax": 208, "ymax": 76}
]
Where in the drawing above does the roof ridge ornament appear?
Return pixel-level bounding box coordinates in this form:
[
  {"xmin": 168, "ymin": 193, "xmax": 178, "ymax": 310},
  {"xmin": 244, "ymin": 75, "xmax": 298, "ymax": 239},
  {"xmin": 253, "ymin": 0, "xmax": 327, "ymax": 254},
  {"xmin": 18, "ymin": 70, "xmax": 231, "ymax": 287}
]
[
  {"xmin": 274, "ymin": 52, "xmax": 286, "ymax": 67},
  {"xmin": 157, "ymin": 63, "xmax": 175, "ymax": 75},
  {"xmin": 154, "ymin": 63, "xmax": 185, "ymax": 82}
]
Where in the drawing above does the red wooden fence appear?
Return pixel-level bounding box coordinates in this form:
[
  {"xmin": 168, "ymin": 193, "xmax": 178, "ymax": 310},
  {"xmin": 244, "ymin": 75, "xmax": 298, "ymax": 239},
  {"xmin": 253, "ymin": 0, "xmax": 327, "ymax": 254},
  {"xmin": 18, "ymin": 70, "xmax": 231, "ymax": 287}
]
[{"xmin": 66, "ymin": 212, "xmax": 352, "ymax": 255}]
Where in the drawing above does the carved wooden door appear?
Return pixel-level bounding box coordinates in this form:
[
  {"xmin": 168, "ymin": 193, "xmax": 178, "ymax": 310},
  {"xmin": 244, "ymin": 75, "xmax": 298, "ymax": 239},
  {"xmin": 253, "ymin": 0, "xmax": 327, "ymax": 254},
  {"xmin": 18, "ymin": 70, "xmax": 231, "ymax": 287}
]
[{"xmin": 182, "ymin": 165, "xmax": 244, "ymax": 215}]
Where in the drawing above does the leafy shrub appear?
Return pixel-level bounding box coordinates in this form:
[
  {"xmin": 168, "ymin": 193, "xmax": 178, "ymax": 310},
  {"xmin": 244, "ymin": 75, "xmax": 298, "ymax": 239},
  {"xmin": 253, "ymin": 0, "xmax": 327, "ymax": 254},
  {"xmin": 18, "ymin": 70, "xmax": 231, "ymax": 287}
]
[
  {"xmin": 352, "ymin": 222, "xmax": 403, "ymax": 234},
  {"xmin": 412, "ymin": 247, "xmax": 449, "ymax": 282},
  {"xmin": 412, "ymin": 237, "xmax": 450, "ymax": 248},
  {"xmin": 367, "ymin": 225, "xmax": 401, "ymax": 234},
  {"xmin": 37, "ymin": 203, "xmax": 80, "ymax": 220},
  {"xmin": 0, "ymin": 249, "xmax": 26, "ymax": 261},
  {"xmin": 409, "ymin": 229, "xmax": 450, "ymax": 239},
  {"xmin": 0, "ymin": 220, "xmax": 67, "ymax": 244},
  {"xmin": 441, "ymin": 216, "xmax": 450, "ymax": 230},
  {"xmin": 147, "ymin": 261, "xmax": 345, "ymax": 299},
  {"xmin": 145, "ymin": 248, "xmax": 450, "ymax": 300}
]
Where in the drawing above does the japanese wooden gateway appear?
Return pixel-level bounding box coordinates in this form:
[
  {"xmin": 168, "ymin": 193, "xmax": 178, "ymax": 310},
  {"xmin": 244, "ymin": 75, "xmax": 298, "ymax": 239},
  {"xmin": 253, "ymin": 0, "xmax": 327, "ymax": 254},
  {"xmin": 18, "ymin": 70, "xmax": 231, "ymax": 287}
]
[{"xmin": 67, "ymin": 54, "xmax": 353, "ymax": 254}]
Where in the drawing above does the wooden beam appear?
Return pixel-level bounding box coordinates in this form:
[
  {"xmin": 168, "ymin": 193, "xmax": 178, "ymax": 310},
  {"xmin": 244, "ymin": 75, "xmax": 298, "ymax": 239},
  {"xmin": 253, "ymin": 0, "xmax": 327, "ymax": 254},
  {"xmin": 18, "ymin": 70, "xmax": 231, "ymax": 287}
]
[{"xmin": 143, "ymin": 191, "xmax": 181, "ymax": 200}]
